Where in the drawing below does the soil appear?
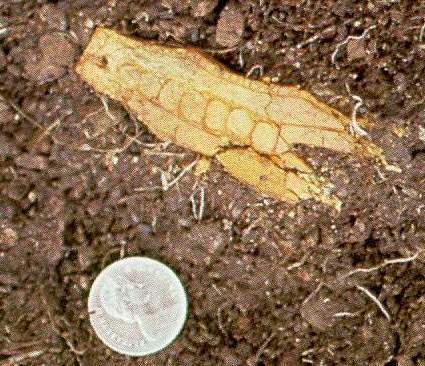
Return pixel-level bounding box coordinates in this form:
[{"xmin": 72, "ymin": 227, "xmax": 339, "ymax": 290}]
[{"xmin": 0, "ymin": 1, "xmax": 424, "ymax": 366}]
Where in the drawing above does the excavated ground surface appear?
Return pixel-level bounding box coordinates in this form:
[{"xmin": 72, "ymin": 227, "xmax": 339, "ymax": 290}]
[{"xmin": 0, "ymin": 1, "xmax": 424, "ymax": 365}]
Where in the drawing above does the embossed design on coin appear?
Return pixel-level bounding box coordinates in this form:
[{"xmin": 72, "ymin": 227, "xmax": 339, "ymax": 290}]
[{"xmin": 88, "ymin": 257, "xmax": 188, "ymax": 356}]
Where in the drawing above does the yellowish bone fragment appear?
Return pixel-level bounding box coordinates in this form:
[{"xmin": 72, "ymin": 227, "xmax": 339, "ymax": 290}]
[
  {"xmin": 217, "ymin": 148, "xmax": 300, "ymax": 203},
  {"xmin": 75, "ymin": 27, "xmax": 385, "ymax": 207}
]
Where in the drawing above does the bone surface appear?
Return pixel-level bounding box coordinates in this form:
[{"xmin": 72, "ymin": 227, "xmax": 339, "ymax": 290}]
[{"xmin": 75, "ymin": 27, "xmax": 384, "ymax": 207}]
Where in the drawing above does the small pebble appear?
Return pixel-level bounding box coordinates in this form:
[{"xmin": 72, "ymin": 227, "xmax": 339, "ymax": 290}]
[
  {"xmin": 38, "ymin": 32, "xmax": 76, "ymax": 66},
  {"xmin": 191, "ymin": 0, "xmax": 218, "ymax": 17},
  {"xmin": 15, "ymin": 153, "xmax": 48, "ymax": 170},
  {"xmin": 27, "ymin": 191, "xmax": 37, "ymax": 203},
  {"xmin": 215, "ymin": 1, "xmax": 244, "ymax": 47},
  {"xmin": 347, "ymin": 38, "xmax": 367, "ymax": 61}
]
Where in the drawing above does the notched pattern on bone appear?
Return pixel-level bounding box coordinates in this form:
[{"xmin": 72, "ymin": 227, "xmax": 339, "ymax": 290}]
[{"xmin": 75, "ymin": 27, "xmax": 384, "ymax": 207}]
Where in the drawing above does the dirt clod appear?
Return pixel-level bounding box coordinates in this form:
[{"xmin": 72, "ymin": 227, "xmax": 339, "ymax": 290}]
[
  {"xmin": 0, "ymin": 48, "xmax": 6, "ymax": 70},
  {"xmin": 24, "ymin": 32, "xmax": 76, "ymax": 82},
  {"xmin": 14, "ymin": 153, "xmax": 48, "ymax": 170},
  {"xmin": 215, "ymin": 1, "xmax": 244, "ymax": 47},
  {"xmin": 38, "ymin": 32, "xmax": 76, "ymax": 66}
]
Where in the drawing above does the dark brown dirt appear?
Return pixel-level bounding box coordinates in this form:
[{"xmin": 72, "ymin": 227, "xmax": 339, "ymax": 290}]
[{"xmin": 1, "ymin": 1, "xmax": 425, "ymax": 365}]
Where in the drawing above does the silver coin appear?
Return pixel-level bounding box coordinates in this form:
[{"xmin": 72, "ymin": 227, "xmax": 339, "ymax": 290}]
[{"xmin": 88, "ymin": 256, "xmax": 188, "ymax": 356}]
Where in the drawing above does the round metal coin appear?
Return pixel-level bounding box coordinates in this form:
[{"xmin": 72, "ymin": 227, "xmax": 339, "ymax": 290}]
[{"xmin": 88, "ymin": 256, "xmax": 188, "ymax": 356}]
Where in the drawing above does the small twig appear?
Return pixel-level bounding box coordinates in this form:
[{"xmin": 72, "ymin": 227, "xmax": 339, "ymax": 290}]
[
  {"xmin": 190, "ymin": 182, "xmax": 205, "ymax": 221},
  {"xmin": 0, "ymin": 28, "xmax": 9, "ymax": 37},
  {"xmin": 216, "ymin": 303, "xmax": 228, "ymax": 337},
  {"xmin": 294, "ymin": 250, "xmax": 415, "ymax": 338},
  {"xmin": 165, "ymin": 356, "xmax": 176, "ymax": 366},
  {"xmin": 345, "ymin": 82, "xmax": 370, "ymax": 137},
  {"xmin": 419, "ymin": 126, "xmax": 425, "ymax": 143},
  {"xmin": 212, "ymin": 283, "xmax": 222, "ymax": 295},
  {"xmin": 0, "ymin": 93, "xmax": 42, "ymax": 129},
  {"xmin": 190, "ymin": 193, "xmax": 198, "ymax": 220},
  {"xmin": 333, "ymin": 311, "xmax": 361, "ymax": 318},
  {"xmin": 132, "ymin": 11, "xmax": 150, "ymax": 23},
  {"xmin": 0, "ymin": 340, "xmax": 46, "ymax": 353},
  {"xmin": 271, "ymin": 15, "xmax": 285, "ymax": 26},
  {"xmin": 238, "ymin": 51, "xmax": 245, "ymax": 68},
  {"xmin": 251, "ymin": 332, "xmax": 276, "ymax": 365},
  {"xmin": 302, "ymin": 359, "xmax": 314, "ymax": 364},
  {"xmin": 241, "ymin": 216, "xmax": 263, "ymax": 237},
  {"xmin": 302, "ymin": 282, "xmax": 324, "ymax": 306},
  {"xmin": 40, "ymin": 288, "xmax": 86, "ymax": 364},
  {"xmin": 301, "ymin": 349, "xmax": 315, "ymax": 357},
  {"xmin": 351, "ymin": 98, "xmax": 369, "ymax": 137},
  {"xmin": 355, "ymin": 285, "xmax": 391, "ymax": 321},
  {"xmin": 80, "ymin": 130, "xmax": 144, "ymax": 154},
  {"xmin": 100, "ymin": 95, "xmax": 117, "ymax": 123},
  {"xmin": 137, "ymin": 159, "xmax": 198, "ymax": 194},
  {"xmin": 160, "ymin": 169, "xmax": 170, "ymax": 190},
  {"xmin": 120, "ymin": 241, "xmax": 127, "ymax": 258},
  {"xmin": 151, "ymin": 216, "xmax": 157, "ymax": 233},
  {"xmin": 101, "ymin": 247, "xmax": 122, "ymax": 268},
  {"xmin": 203, "ymin": 46, "xmax": 239, "ymax": 54},
  {"xmin": 419, "ymin": 22, "xmax": 425, "ymax": 42},
  {"xmin": 296, "ymin": 27, "xmax": 332, "ymax": 49},
  {"xmin": 374, "ymin": 166, "xmax": 387, "ymax": 182},
  {"xmin": 31, "ymin": 118, "xmax": 61, "ymax": 145},
  {"xmin": 161, "ymin": 159, "xmax": 198, "ymax": 191},
  {"xmin": 143, "ymin": 150, "xmax": 186, "ymax": 158},
  {"xmin": 198, "ymin": 186, "xmax": 205, "ymax": 221},
  {"xmin": 246, "ymin": 64, "xmax": 264, "ymax": 78},
  {"xmin": 341, "ymin": 251, "xmax": 422, "ymax": 280},
  {"xmin": 296, "ymin": 32, "xmax": 322, "ymax": 49},
  {"xmin": 287, "ymin": 253, "xmax": 309, "ymax": 270},
  {"xmin": 131, "ymin": 185, "xmax": 162, "ymax": 193},
  {"xmin": 139, "ymin": 141, "xmax": 171, "ymax": 149},
  {"xmin": 80, "ymin": 109, "xmax": 102, "ymax": 125},
  {"xmin": 331, "ymin": 25, "xmax": 376, "ymax": 67}
]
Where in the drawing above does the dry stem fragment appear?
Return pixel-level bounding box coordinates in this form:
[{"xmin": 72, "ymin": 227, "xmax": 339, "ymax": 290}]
[
  {"xmin": 75, "ymin": 27, "xmax": 385, "ymax": 207},
  {"xmin": 331, "ymin": 25, "xmax": 376, "ymax": 67},
  {"xmin": 0, "ymin": 350, "xmax": 45, "ymax": 366},
  {"xmin": 419, "ymin": 22, "xmax": 425, "ymax": 42},
  {"xmin": 355, "ymin": 285, "xmax": 391, "ymax": 321},
  {"xmin": 341, "ymin": 251, "xmax": 422, "ymax": 280}
]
